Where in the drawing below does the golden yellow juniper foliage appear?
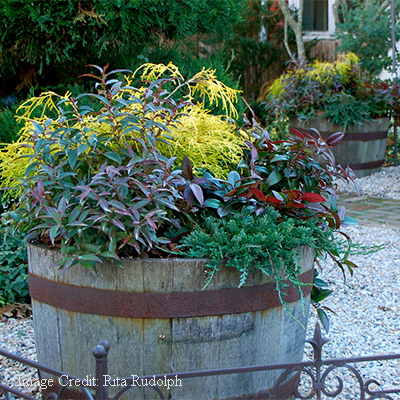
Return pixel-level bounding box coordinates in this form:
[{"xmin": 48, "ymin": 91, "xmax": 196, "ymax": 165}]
[
  {"xmin": 334, "ymin": 53, "xmax": 360, "ymax": 83},
  {"xmin": 134, "ymin": 62, "xmax": 241, "ymax": 119},
  {"xmin": 0, "ymin": 63, "xmax": 245, "ymax": 195},
  {"xmin": 0, "ymin": 143, "xmax": 32, "ymax": 193},
  {"xmin": 268, "ymin": 53, "xmax": 360, "ymax": 99},
  {"xmin": 133, "ymin": 62, "xmax": 185, "ymax": 81},
  {"xmin": 159, "ymin": 106, "xmax": 246, "ymax": 179},
  {"xmin": 306, "ymin": 61, "xmax": 334, "ymax": 83},
  {"xmin": 16, "ymin": 91, "xmax": 64, "ymax": 121},
  {"xmin": 268, "ymin": 76, "xmax": 285, "ymax": 99}
]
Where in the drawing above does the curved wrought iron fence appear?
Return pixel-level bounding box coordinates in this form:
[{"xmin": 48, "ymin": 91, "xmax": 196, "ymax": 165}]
[{"xmin": 1, "ymin": 324, "xmax": 399, "ymax": 400}]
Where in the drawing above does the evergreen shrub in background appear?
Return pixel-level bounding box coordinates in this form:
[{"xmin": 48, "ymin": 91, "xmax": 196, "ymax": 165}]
[{"xmin": 0, "ymin": 0, "xmax": 247, "ymax": 95}]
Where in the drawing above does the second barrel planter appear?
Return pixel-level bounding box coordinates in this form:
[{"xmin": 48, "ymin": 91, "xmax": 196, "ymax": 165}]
[{"xmin": 289, "ymin": 117, "xmax": 389, "ymax": 178}]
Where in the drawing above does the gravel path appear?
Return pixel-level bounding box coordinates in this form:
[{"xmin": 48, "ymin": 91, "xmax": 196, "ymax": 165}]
[
  {"xmin": 336, "ymin": 165, "xmax": 400, "ymax": 199},
  {"xmin": 0, "ymin": 318, "xmax": 39, "ymax": 398},
  {"xmin": 1, "ymin": 168, "xmax": 400, "ymax": 399},
  {"xmin": 300, "ymin": 224, "xmax": 400, "ymax": 399}
]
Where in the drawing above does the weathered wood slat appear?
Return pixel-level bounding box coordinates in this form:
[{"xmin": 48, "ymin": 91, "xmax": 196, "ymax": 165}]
[{"xmin": 31, "ymin": 301, "xmax": 61, "ymax": 380}]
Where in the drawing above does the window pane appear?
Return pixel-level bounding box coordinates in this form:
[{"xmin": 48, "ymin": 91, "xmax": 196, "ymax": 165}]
[{"xmin": 303, "ymin": 0, "xmax": 328, "ymax": 31}]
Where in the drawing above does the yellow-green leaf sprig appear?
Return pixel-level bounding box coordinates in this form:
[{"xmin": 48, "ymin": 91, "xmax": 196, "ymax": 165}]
[{"xmin": 134, "ymin": 62, "xmax": 241, "ymax": 119}]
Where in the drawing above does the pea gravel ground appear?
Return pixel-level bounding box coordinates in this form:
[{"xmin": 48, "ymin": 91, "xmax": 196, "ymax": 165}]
[
  {"xmin": 1, "ymin": 167, "xmax": 400, "ymax": 399},
  {"xmin": 336, "ymin": 165, "xmax": 400, "ymax": 199},
  {"xmin": 299, "ymin": 224, "xmax": 400, "ymax": 399}
]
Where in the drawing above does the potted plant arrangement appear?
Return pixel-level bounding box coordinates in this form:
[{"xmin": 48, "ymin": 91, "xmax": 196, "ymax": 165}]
[
  {"xmin": 1, "ymin": 63, "xmax": 357, "ymax": 400},
  {"xmin": 262, "ymin": 53, "xmax": 392, "ymax": 177}
]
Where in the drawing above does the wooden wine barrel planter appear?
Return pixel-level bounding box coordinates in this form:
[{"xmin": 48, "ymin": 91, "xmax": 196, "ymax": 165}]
[
  {"xmin": 289, "ymin": 117, "xmax": 389, "ymax": 178},
  {"xmin": 28, "ymin": 243, "xmax": 315, "ymax": 400}
]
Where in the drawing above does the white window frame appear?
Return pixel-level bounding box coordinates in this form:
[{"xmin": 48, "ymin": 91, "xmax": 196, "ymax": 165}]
[{"xmin": 289, "ymin": 0, "xmax": 336, "ymax": 40}]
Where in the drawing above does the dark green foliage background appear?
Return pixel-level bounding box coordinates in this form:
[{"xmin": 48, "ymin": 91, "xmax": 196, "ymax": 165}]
[
  {"xmin": 0, "ymin": 0, "xmax": 247, "ymax": 95},
  {"xmin": 0, "ymin": 230, "xmax": 29, "ymax": 306},
  {"xmin": 0, "ymin": 105, "xmax": 22, "ymax": 144}
]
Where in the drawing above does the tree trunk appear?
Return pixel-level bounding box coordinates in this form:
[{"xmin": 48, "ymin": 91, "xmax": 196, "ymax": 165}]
[{"xmin": 275, "ymin": 0, "xmax": 306, "ymax": 60}]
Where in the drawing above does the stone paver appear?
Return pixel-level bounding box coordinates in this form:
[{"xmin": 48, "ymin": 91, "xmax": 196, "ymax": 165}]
[{"xmin": 339, "ymin": 194, "xmax": 400, "ymax": 229}]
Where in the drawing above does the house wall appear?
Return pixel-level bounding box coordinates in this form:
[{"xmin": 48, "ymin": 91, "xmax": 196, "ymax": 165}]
[{"xmin": 308, "ymin": 39, "xmax": 340, "ymax": 62}]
